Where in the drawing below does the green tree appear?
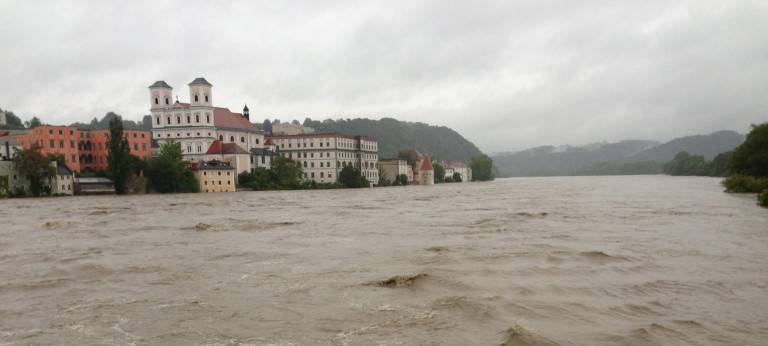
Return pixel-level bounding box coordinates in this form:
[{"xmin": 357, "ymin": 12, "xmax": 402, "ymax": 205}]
[
  {"xmin": 339, "ymin": 166, "xmax": 363, "ymax": 188},
  {"xmin": 663, "ymin": 151, "xmax": 707, "ymax": 176},
  {"xmin": 471, "ymin": 154, "xmax": 494, "ymax": 181},
  {"xmin": 398, "ymin": 174, "xmax": 408, "ymax": 185},
  {"xmin": 146, "ymin": 139, "xmax": 196, "ymax": 193},
  {"xmin": 270, "ymin": 156, "xmax": 303, "ymax": 189},
  {"xmin": 433, "ymin": 162, "xmax": 446, "ymax": 183},
  {"xmin": 729, "ymin": 122, "xmax": 768, "ymax": 177},
  {"xmin": 377, "ymin": 166, "xmax": 391, "ymax": 186},
  {"xmin": 106, "ymin": 115, "xmax": 133, "ymax": 194},
  {"xmin": 24, "ymin": 116, "xmax": 43, "ymax": 129},
  {"xmin": 1, "ymin": 110, "xmax": 24, "ymax": 129},
  {"xmin": 12, "ymin": 143, "xmax": 56, "ymax": 196},
  {"xmin": 452, "ymin": 172, "xmax": 462, "ymax": 182}
]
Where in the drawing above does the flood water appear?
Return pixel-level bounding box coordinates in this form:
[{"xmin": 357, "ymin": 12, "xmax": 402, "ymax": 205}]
[{"xmin": 1, "ymin": 175, "xmax": 766, "ymax": 345}]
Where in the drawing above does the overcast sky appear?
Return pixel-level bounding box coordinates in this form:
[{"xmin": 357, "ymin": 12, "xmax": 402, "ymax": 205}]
[{"xmin": 1, "ymin": 1, "xmax": 766, "ymax": 153}]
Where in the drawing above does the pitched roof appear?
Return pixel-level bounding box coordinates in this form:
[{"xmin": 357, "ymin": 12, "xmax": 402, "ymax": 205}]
[
  {"xmin": 264, "ymin": 138, "xmax": 274, "ymax": 146},
  {"xmin": 176, "ymin": 103, "xmax": 260, "ymax": 132},
  {"xmin": 149, "ymin": 81, "xmax": 172, "ymax": 88},
  {"xmin": 57, "ymin": 165, "xmax": 74, "ymax": 175},
  {"xmin": 420, "ymin": 156, "xmax": 434, "ymax": 171},
  {"xmin": 206, "ymin": 140, "xmax": 250, "ymax": 155},
  {"xmin": 188, "ymin": 159, "xmax": 234, "ymax": 170},
  {"xmin": 188, "ymin": 77, "xmax": 212, "ymax": 86}
]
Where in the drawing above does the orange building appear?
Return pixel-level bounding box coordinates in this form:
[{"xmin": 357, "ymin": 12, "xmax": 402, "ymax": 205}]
[{"xmin": 3, "ymin": 126, "xmax": 151, "ymax": 172}]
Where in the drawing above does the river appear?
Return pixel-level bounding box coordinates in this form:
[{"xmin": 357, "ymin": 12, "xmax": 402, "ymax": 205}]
[{"xmin": 1, "ymin": 175, "xmax": 766, "ymax": 345}]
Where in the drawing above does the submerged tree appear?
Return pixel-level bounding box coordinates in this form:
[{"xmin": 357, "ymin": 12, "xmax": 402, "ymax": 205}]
[
  {"xmin": 470, "ymin": 154, "xmax": 494, "ymax": 181},
  {"xmin": 12, "ymin": 143, "xmax": 56, "ymax": 196},
  {"xmin": 729, "ymin": 122, "xmax": 768, "ymax": 177}
]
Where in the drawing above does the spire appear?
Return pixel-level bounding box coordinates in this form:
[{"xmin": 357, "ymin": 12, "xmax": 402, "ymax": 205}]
[{"xmin": 243, "ymin": 103, "xmax": 250, "ymax": 120}]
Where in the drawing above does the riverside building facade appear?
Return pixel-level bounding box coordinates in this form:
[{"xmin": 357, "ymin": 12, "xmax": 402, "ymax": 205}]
[
  {"xmin": 149, "ymin": 78, "xmax": 264, "ymax": 173},
  {"xmin": 267, "ymin": 134, "xmax": 379, "ymax": 185}
]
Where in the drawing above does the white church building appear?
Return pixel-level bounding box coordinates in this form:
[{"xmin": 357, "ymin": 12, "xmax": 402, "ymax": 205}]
[{"xmin": 149, "ymin": 78, "xmax": 264, "ymax": 173}]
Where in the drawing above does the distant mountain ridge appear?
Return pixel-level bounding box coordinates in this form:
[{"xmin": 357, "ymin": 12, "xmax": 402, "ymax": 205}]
[{"xmin": 492, "ymin": 130, "xmax": 745, "ymax": 177}]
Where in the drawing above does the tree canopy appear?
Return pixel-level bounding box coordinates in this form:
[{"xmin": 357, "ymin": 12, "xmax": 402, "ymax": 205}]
[
  {"xmin": 471, "ymin": 154, "xmax": 494, "ymax": 181},
  {"xmin": 433, "ymin": 162, "xmax": 446, "ymax": 183},
  {"xmin": 146, "ymin": 139, "xmax": 197, "ymax": 193},
  {"xmin": 729, "ymin": 122, "xmax": 768, "ymax": 177},
  {"xmin": 107, "ymin": 116, "xmax": 134, "ymax": 194},
  {"xmin": 12, "ymin": 143, "xmax": 56, "ymax": 196}
]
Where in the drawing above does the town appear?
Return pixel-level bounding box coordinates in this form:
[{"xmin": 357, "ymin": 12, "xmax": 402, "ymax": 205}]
[{"xmin": 0, "ymin": 77, "xmax": 480, "ymax": 197}]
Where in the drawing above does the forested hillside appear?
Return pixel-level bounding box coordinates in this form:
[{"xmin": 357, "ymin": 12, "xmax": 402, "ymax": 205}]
[
  {"xmin": 300, "ymin": 117, "xmax": 483, "ymax": 163},
  {"xmin": 492, "ymin": 131, "xmax": 745, "ymax": 177}
]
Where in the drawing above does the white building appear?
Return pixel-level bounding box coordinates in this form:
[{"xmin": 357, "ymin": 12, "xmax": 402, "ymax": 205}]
[
  {"xmin": 149, "ymin": 78, "xmax": 264, "ymax": 166},
  {"xmin": 268, "ymin": 134, "xmax": 378, "ymax": 185}
]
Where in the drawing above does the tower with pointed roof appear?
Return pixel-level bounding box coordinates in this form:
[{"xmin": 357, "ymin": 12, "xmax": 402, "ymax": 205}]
[
  {"xmin": 188, "ymin": 77, "xmax": 213, "ymax": 107},
  {"xmin": 149, "ymin": 81, "xmax": 173, "ymax": 110},
  {"xmin": 243, "ymin": 104, "xmax": 250, "ymax": 120}
]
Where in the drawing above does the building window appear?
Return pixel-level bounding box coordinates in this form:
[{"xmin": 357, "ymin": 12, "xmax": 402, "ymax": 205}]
[
  {"xmin": 227, "ymin": 171, "xmax": 231, "ymax": 176},
  {"xmin": 196, "ymin": 115, "xmax": 200, "ymax": 122},
  {"xmin": 206, "ymin": 115, "xmax": 210, "ymax": 123},
  {"xmin": 177, "ymin": 116, "xmax": 181, "ymax": 124},
  {"xmin": 321, "ymin": 172, "xmax": 324, "ymax": 178},
  {"xmin": 204, "ymin": 181, "xmax": 208, "ymax": 185},
  {"xmin": 230, "ymin": 136, "xmax": 234, "ymax": 142},
  {"xmin": 59, "ymin": 140, "xmax": 64, "ymax": 148},
  {"xmin": 49, "ymin": 139, "xmax": 54, "ymax": 147},
  {"xmin": 240, "ymin": 136, "xmax": 245, "ymax": 143},
  {"xmin": 134, "ymin": 144, "xmax": 139, "ymax": 151},
  {"xmin": 154, "ymin": 97, "xmax": 159, "ymax": 105},
  {"xmin": 219, "ymin": 135, "xmax": 223, "ymax": 141},
  {"xmin": 167, "ymin": 117, "xmax": 171, "ymax": 124},
  {"xmin": 72, "ymin": 154, "xmax": 76, "ymax": 162},
  {"xmin": 187, "ymin": 115, "xmax": 191, "ymax": 123},
  {"xmin": 218, "ymin": 172, "xmax": 221, "ymax": 176},
  {"xmin": 311, "ymin": 172, "xmax": 315, "ymax": 178},
  {"xmin": 156, "ymin": 117, "xmax": 160, "ymax": 125},
  {"xmin": 165, "ymin": 97, "xmax": 169, "ymax": 105},
  {"xmin": 205, "ymin": 94, "xmax": 209, "ymax": 102},
  {"xmin": 58, "ymin": 130, "xmax": 63, "ymax": 135},
  {"xmin": 49, "ymin": 129, "xmax": 53, "ymax": 134},
  {"xmin": 256, "ymin": 139, "xmax": 260, "ymax": 144},
  {"xmin": 133, "ymin": 133, "xmax": 137, "ymax": 138},
  {"xmin": 311, "ymin": 162, "xmax": 314, "ymax": 168},
  {"xmin": 320, "ymin": 162, "xmax": 324, "ymax": 167},
  {"xmin": 187, "ymin": 146, "xmax": 191, "ymax": 152},
  {"xmin": 197, "ymin": 145, "xmax": 201, "ymax": 152},
  {"xmin": 143, "ymin": 144, "xmax": 147, "ymax": 150},
  {"xmin": 194, "ymin": 94, "xmax": 199, "ymax": 102}
]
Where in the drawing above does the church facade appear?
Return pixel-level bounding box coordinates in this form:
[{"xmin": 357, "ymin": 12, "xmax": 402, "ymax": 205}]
[{"xmin": 149, "ymin": 78, "xmax": 263, "ymax": 173}]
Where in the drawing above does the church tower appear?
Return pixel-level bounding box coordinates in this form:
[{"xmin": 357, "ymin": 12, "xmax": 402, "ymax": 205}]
[
  {"xmin": 149, "ymin": 81, "xmax": 173, "ymax": 110},
  {"xmin": 188, "ymin": 77, "xmax": 213, "ymax": 107},
  {"xmin": 243, "ymin": 104, "xmax": 250, "ymax": 120}
]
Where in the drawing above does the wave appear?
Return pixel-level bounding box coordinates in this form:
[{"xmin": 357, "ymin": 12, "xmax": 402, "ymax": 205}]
[
  {"xmin": 497, "ymin": 321, "xmax": 561, "ymax": 346},
  {"xmin": 39, "ymin": 220, "xmax": 78, "ymax": 230},
  {"xmin": 366, "ymin": 273, "xmax": 428, "ymax": 288}
]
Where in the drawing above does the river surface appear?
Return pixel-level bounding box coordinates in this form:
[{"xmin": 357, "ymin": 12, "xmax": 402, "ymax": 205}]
[{"xmin": 1, "ymin": 175, "xmax": 766, "ymax": 345}]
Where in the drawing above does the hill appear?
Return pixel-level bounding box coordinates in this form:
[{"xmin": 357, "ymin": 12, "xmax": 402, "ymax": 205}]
[
  {"xmin": 492, "ymin": 131, "xmax": 745, "ymax": 177},
  {"xmin": 69, "ymin": 112, "xmax": 150, "ymax": 131},
  {"xmin": 300, "ymin": 117, "xmax": 483, "ymax": 163}
]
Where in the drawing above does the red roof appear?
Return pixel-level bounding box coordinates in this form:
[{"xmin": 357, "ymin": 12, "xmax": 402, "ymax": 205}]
[
  {"xmin": 206, "ymin": 140, "xmax": 250, "ymax": 155},
  {"xmin": 264, "ymin": 138, "xmax": 274, "ymax": 146},
  {"xmin": 420, "ymin": 156, "xmax": 434, "ymax": 171},
  {"xmin": 178, "ymin": 103, "xmax": 259, "ymax": 132}
]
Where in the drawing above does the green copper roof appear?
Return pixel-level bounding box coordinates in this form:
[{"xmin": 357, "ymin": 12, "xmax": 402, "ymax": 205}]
[
  {"xmin": 149, "ymin": 80, "xmax": 172, "ymax": 88},
  {"xmin": 188, "ymin": 77, "xmax": 212, "ymax": 86}
]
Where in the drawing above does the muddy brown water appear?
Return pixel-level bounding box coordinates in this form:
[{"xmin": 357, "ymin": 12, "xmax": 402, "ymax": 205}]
[{"xmin": 1, "ymin": 176, "xmax": 766, "ymax": 345}]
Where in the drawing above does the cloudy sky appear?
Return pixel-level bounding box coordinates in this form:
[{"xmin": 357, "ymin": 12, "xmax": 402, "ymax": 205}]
[{"xmin": 1, "ymin": 1, "xmax": 766, "ymax": 153}]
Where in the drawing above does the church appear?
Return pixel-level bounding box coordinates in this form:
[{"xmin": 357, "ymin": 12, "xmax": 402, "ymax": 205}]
[{"xmin": 149, "ymin": 78, "xmax": 263, "ymax": 173}]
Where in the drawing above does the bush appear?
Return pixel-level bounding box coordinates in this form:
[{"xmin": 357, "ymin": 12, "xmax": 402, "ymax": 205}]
[
  {"xmin": 759, "ymin": 189, "xmax": 768, "ymax": 207},
  {"xmin": 722, "ymin": 175, "xmax": 768, "ymax": 193}
]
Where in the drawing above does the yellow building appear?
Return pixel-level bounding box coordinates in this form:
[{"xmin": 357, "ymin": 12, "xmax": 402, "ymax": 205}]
[{"xmin": 188, "ymin": 160, "xmax": 236, "ymax": 192}]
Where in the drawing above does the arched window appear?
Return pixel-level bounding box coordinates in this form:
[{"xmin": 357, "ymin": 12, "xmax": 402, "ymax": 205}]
[
  {"xmin": 166, "ymin": 117, "xmax": 171, "ymax": 124},
  {"xmin": 240, "ymin": 136, "xmax": 245, "ymax": 143},
  {"xmin": 256, "ymin": 139, "xmax": 260, "ymax": 144},
  {"xmin": 219, "ymin": 135, "xmax": 223, "ymax": 141},
  {"xmin": 195, "ymin": 115, "xmax": 200, "ymax": 122},
  {"xmin": 165, "ymin": 97, "xmax": 169, "ymax": 105},
  {"xmin": 176, "ymin": 116, "xmax": 181, "ymax": 124},
  {"xmin": 230, "ymin": 136, "xmax": 234, "ymax": 142},
  {"xmin": 194, "ymin": 94, "xmax": 199, "ymax": 102},
  {"xmin": 206, "ymin": 115, "xmax": 210, "ymax": 123},
  {"xmin": 154, "ymin": 97, "xmax": 159, "ymax": 105},
  {"xmin": 156, "ymin": 117, "xmax": 160, "ymax": 125},
  {"xmin": 204, "ymin": 94, "xmax": 209, "ymax": 102}
]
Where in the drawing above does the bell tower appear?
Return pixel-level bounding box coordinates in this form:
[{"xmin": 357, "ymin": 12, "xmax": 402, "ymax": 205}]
[
  {"xmin": 243, "ymin": 104, "xmax": 250, "ymax": 120},
  {"xmin": 188, "ymin": 77, "xmax": 213, "ymax": 107},
  {"xmin": 149, "ymin": 81, "xmax": 173, "ymax": 110}
]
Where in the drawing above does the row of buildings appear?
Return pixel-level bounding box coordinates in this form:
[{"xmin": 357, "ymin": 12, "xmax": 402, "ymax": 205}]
[{"xmin": 0, "ymin": 77, "xmax": 470, "ymax": 195}]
